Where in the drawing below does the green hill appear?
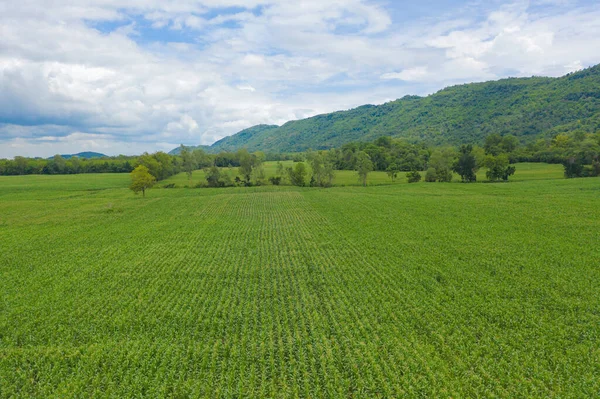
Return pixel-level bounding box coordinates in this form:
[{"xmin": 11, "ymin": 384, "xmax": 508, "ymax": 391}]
[
  {"xmin": 210, "ymin": 125, "xmax": 280, "ymax": 152},
  {"xmin": 182, "ymin": 64, "xmax": 600, "ymax": 153},
  {"xmin": 53, "ymin": 152, "xmax": 107, "ymax": 159},
  {"xmin": 168, "ymin": 145, "xmax": 211, "ymax": 155}
]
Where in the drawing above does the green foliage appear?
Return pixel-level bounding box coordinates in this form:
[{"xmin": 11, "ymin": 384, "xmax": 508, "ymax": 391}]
[
  {"xmin": 307, "ymin": 151, "xmax": 335, "ymax": 187},
  {"xmin": 179, "ymin": 145, "xmax": 197, "ymax": 181},
  {"xmin": 205, "ymin": 165, "xmax": 234, "ymax": 188},
  {"xmin": 237, "ymin": 149, "xmax": 254, "ymax": 182},
  {"xmin": 563, "ymin": 157, "xmax": 585, "ymax": 178},
  {"xmin": 287, "ymin": 162, "xmax": 307, "ymax": 186},
  {"xmin": 2, "ymin": 173, "xmax": 600, "ymax": 397},
  {"xmin": 425, "ymin": 168, "xmax": 438, "ymax": 182},
  {"xmin": 406, "ymin": 170, "xmax": 422, "ymax": 183},
  {"xmin": 236, "ymin": 149, "xmax": 264, "ymax": 184},
  {"xmin": 251, "ymin": 163, "xmax": 266, "ymax": 186},
  {"xmin": 485, "ymin": 154, "xmax": 517, "ymax": 181},
  {"xmin": 129, "ymin": 165, "xmax": 156, "ymax": 196},
  {"xmin": 0, "ymin": 155, "xmax": 135, "ymax": 176},
  {"xmin": 428, "ymin": 148, "xmax": 456, "ymax": 182},
  {"xmin": 210, "ymin": 125, "xmax": 280, "ymax": 152},
  {"xmin": 592, "ymin": 161, "xmax": 600, "ymax": 177},
  {"xmin": 193, "ymin": 148, "xmax": 212, "ymax": 169},
  {"xmin": 386, "ymin": 163, "xmax": 399, "ymax": 181},
  {"xmin": 136, "ymin": 151, "xmax": 178, "ymax": 181},
  {"xmin": 355, "ymin": 151, "xmax": 373, "ymax": 186},
  {"xmin": 269, "ymin": 176, "xmax": 282, "ymax": 185},
  {"xmin": 453, "ymin": 145, "xmax": 479, "ymax": 183}
]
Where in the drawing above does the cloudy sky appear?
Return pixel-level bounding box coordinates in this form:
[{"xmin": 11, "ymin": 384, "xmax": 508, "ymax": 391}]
[{"xmin": 1, "ymin": 0, "xmax": 599, "ymax": 158}]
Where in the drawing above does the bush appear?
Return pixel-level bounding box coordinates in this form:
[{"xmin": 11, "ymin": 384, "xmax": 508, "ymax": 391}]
[
  {"xmin": 436, "ymin": 169, "xmax": 453, "ymax": 182},
  {"xmin": 425, "ymin": 168, "xmax": 437, "ymax": 182},
  {"xmin": 287, "ymin": 163, "xmax": 307, "ymax": 186},
  {"xmin": 485, "ymin": 154, "xmax": 516, "ymax": 181},
  {"xmin": 590, "ymin": 161, "xmax": 600, "ymax": 177},
  {"xmin": 407, "ymin": 171, "xmax": 422, "ymax": 183},
  {"xmin": 563, "ymin": 158, "xmax": 584, "ymax": 178},
  {"xmin": 269, "ymin": 176, "xmax": 282, "ymax": 186},
  {"xmin": 453, "ymin": 145, "xmax": 478, "ymax": 182}
]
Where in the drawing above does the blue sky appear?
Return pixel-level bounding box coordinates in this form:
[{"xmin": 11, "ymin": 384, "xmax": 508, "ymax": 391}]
[{"xmin": 1, "ymin": 0, "xmax": 599, "ymax": 158}]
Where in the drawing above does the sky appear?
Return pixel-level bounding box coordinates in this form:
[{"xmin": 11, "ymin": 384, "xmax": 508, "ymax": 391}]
[{"xmin": 1, "ymin": 0, "xmax": 600, "ymax": 158}]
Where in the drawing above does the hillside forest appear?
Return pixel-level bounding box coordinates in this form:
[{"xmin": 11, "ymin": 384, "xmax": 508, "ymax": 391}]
[{"xmin": 3, "ymin": 130, "xmax": 598, "ymax": 189}]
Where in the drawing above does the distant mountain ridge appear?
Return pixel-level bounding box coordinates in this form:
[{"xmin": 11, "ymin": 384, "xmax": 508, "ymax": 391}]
[
  {"xmin": 173, "ymin": 64, "xmax": 600, "ymax": 153},
  {"xmin": 51, "ymin": 152, "xmax": 107, "ymax": 159},
  {"xmin": 168, "ymin": 145, "xmax": 211, "ymax": 155}
]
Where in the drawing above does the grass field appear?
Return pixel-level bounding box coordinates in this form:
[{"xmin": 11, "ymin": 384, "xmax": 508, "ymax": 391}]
[{"xmin": 1, "ymin": 165, "xmax": 599, "ymax": 397}]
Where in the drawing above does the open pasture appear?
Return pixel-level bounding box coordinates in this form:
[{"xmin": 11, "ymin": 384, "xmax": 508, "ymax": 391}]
[{"xmin": 0, "ymin": 171, "xmax": 599, "ymax": 398}]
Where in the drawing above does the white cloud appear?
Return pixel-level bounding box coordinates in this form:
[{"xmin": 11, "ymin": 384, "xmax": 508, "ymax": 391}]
[
  {"xmin": 0, "ymin": 0, "xmax": 599, "ymax": 157},
  {"xmin": 237, "ymin": 85, "xmax": 256, "ymax": 92},
  {"xmin": 381, "ymin": 67, "xmax": 429, "ymax": 82}
]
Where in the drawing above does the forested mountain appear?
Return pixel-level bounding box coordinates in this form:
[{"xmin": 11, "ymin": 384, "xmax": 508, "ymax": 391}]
[
  {"xmin": 168, "ymin": 145, "xmax": 211, "ymax": 155},
  {"xmin": 211, "ymin": 125, "xmax": 280, "ymax": 152},
  {"xmin": 181, "ymin": 64, "xmax": 600, "ymax": 153},
  {"xmin": 56, "ymin": 152, "xmax": 107, "ymax": 159}
]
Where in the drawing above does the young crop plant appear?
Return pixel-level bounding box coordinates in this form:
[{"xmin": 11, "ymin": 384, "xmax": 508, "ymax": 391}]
[{"xmin": 1, "ymin": 165, "xmax": 598, "ymax": 398}]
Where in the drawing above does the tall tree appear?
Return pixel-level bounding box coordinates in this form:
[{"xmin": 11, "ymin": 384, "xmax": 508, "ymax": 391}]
[
  {"xmin": 51, "ymin": 154, "xmax": 66, "ymax": 174},
  {"xmin": 193, "ymin": 149, "xmax": 212, "ymax": 169},
  {"xmin": 136, "ymin": 153, "xmax": 162, "ymax": 181},
  {"xmin": 180, "ymin": 145, "xmax": 197, "ymax": 182},
  {"xmin": 355, "ymin": 151, "xmax": 373, "ymax": 186},
  {"xmin": 484, "ymin": 154, "xmax": 516, "ymax": 181},
  {"xmin": 429, "ymin": 148, "xmax": 456, "ymax": 182},
  {"xmin": 237, "ymin": 149, "xmax": 258, "ymax": 183},
  {"xmin": 386, "ymin": 163, "xmax": 399, "ymax": 182},
  {"xmin": 453, "ymin": 145, "xmax": 478, "ymax": 183},
  {"xmin": 276, "ymin": 161, "xmax": 284, "ymax": 177},
  {"xmin": 287, "ymin": 162, "xmax": 307, "ymax": 186},
  {"xmin": 307, "ymin": 151, "xmax": 335, "ymax": 187},
  {"xmin": 130, "ymin": 165, "xmax": 156, "ymax": 197},
  {"xmin": 13, "ymin": 156, "xmax": 28, "ymax": 175},
  {"xmin": 205, "ymin": 165, "xmax": 223, "ymax": 187},
  {"xmin": 251, "ymin": 163, "xmax": 266, "ymax": 186},
  {"xmin": 484, "ymin": 134, "xmax": 503, "ymax": 155}
]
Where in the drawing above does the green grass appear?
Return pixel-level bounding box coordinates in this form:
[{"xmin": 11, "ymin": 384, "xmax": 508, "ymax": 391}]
[{"xmin": 1, "ymin": 170, "xmax": 598, "ymax": 397}]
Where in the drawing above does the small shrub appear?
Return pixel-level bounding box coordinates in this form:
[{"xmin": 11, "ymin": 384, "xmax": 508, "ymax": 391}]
[
  {"xmin": 425, "ymin": 168, "xmax": 437, "ymax": 182},
  {"xmin": 592, "ymin": 161, "xmax": 600, "ymax": 177},
  {"xmin": 563, "ymin": 158, "xmax": 584, "ymax": 178},
  {"xmin": 407, "ymin": 171, "xmax": 422, "ymax": 183},
  {"xmin": 269, "ymin": 176, "xmax": 282, "ymax": 186},
  {"xmin": 436, "ymin": 169, "xmax": 453, "ymax": 183}
]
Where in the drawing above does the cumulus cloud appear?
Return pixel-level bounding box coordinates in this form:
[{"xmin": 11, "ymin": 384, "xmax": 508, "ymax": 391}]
[
  {"xmin": 381, "ymin": 67, "xmax": 429, "ymax": 82},
  {"xmin": 0, "ymin": 0, "xmax": 599, "ymax": 157}
]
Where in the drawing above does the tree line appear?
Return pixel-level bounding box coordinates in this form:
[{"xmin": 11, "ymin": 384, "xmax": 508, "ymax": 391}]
[
  {"xmin": 3, "ymin": 129, "xmax": 598, "ymax": 189},
  {"xmin": 0, "ymin": 155, "xmax": 136, "ymax": 176}
]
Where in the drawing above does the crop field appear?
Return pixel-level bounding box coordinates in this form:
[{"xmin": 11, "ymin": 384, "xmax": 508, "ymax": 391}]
[{"xmin": 0, "ymin": 168, "xmax": 599, "ymax": 397}]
